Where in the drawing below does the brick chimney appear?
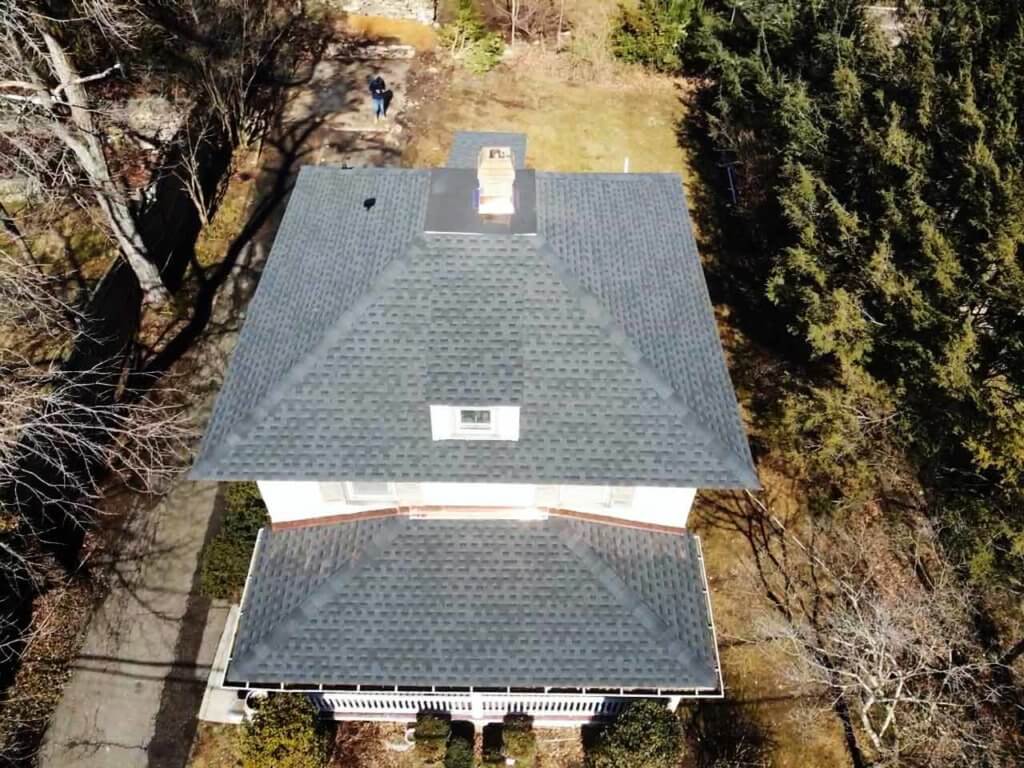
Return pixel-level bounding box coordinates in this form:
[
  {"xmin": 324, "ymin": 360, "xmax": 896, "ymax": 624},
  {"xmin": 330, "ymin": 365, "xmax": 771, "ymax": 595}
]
[{"xmin": 477, "ymin": 146, "xmax": 515, "ymax": 216}]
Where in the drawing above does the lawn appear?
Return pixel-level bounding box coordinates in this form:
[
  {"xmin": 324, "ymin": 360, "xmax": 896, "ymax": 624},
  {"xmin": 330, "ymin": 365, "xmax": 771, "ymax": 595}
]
[{"xmin": 401, "ymin": 60, "xmax": 689, "ymax": 176}]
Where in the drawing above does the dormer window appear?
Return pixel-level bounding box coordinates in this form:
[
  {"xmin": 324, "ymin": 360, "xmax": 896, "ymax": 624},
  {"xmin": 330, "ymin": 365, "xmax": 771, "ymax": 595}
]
[
  {"xmin": 430, "ymin": 405, "xmax": 520, "ymax": 441},
  {"xmin": 457, "ymin": 408, "xmax": 495, "ymax": 435},
  {"xmin": 345, "ymin": 481, "xmax": 396, "ymax": 502},
  {"xmin": 319, "ymin": 481, "xmax": 396, "ymax": 503}
]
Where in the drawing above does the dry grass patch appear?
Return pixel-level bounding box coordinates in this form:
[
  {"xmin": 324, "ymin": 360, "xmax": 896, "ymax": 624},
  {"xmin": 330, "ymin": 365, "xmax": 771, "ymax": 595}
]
[
  {"xmin": 331, "ymin": 721, "xmax": 410, "ymax": 767},
  {"xmin": 691, "ymin": 481, "xmax": 853, "ymax": 768},
  {"xmin": 195, "ymin": 157, "xmax": 260, "ymax": 269},
  {"xmin": 0, "ymin": 575, "xmax": 100, "ymax": 764},
  {"xmin": 342, "ymin": 15, "xmax": 437, "ymax": 50},
  {"xmin": 187, "ymin": 722, "xmax": 241, "ymax": 768},
  {"xmin": 402, "ymin": 60, "xmax": 688, "ymax": 175}
]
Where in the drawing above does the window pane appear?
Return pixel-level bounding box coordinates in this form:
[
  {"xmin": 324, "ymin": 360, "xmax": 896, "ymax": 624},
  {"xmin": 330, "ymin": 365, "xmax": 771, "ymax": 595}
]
[
  {"xmin": 320, "ymin": 482, "xmax": 346, "ymax": 502},
  {"xmin": 349, "ymin": 481, "xmax": 392, "ymax": 498},
  {"xmin": 459, "ymin": 409, "xmax": 492, "ymax": 427}
]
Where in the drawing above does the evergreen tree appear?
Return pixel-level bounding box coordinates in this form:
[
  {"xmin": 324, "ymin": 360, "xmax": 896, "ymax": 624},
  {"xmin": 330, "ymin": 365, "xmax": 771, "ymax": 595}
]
[{"xmin": 687, "ymin": 0, "xmax": 1024, "ymax": 585}]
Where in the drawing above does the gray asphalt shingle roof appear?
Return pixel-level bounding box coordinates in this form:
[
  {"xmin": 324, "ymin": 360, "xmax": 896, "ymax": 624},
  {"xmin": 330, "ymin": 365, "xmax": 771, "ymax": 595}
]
[
  {"xmin": 191, "ymin": 132, "xmax": 757, "ymax": 488},
  {"xmin": 226, "ymin": 517, "xmax": 720, "ymax": 690}
]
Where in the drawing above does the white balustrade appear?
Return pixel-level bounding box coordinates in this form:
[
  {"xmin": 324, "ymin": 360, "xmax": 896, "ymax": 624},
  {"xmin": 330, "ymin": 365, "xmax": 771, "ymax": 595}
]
[{"xmin": 305, "ymin": 692, "xmax": 638, "ymax": 721}]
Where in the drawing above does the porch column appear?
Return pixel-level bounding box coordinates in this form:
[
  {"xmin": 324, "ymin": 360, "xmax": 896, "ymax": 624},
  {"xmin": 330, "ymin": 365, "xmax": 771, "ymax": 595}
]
[
  {"xmin": 470, "ymin": 692, "xmax": 484, "ymax": 720},
  {"xmin": 666, "ymin": 695, "xmax": 682, "ymax": 711}
]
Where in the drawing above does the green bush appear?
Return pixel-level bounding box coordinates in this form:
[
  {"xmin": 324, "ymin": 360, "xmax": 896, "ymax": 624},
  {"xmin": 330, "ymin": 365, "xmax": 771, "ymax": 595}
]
[
  {"xmin": 502, "ymin": 714, "xmax": 536, "ymax": 768},
  {"xmin": 439, "ymin": 0, "xmax": 504, "ymax": 73},
  {"xmin": 586, "ymin": 700, "xmax": 684, "ymax": 768},
  {"xmin": 438, "ymin": 0, "xmax": 487, "ymax": 48},
  {"xmin": 240, "ymin": 693, "xmax": 325, "ymax": 768},
  {"xmin": 444, "ymin": 734, "xmax": 474, "ymax": 768},
  {"xmin": 222, "ymin": 482, "xmax": 268, "ymax": 537},
  {"xmin": 200, "ymin": 481, "xmax": 267, "ymax": 600},
  {"xmin": 463, "ymin": 33, "xmax": 505, "ymax": 73},
  {"xmin": 611, "ymin": 0, "xmax": 697, "ymax": 72},
  {"xmin": 414, "ymin": 714, "xmax": 451, "ymax": 767}
]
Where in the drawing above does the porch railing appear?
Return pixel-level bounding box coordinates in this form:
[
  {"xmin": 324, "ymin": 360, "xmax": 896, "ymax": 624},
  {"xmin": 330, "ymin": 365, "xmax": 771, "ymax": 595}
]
[{"xmin": 307, "ymin": 692, "xmax": 644, "ymax": 721}]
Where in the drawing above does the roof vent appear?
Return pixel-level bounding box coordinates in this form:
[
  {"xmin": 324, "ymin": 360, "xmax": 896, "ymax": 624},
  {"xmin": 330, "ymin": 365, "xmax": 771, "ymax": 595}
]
[{"xmin": 477, "ymin": 146, "xmax": 516, "ymax": 216}]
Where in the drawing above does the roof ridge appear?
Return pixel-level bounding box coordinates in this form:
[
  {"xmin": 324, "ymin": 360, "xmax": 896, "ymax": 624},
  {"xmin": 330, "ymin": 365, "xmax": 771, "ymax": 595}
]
[
  {"xmin": 533, "ymin": 239, "xmax": 759, "ymax": 487},
  {"xmin": 233, "ymin": 518, "xmax": 408, "ymax": 678},
  {"xmin": 554, "ymin": 519, "xmax": 703, "ymax": 672},
  {"xmin": 192, "ymin": 237, "xmax": 429, "ymax": 476}
]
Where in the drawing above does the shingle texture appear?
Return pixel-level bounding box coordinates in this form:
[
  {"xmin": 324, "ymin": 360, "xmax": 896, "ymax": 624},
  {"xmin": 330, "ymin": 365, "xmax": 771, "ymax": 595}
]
[
  {"xmin": 227, "ymin": 518, "xmax": 720, "ymax": 690},
  {"xmin": 192, "ymin": 132, "xmax": 757, "ymax": 488},
  {"xmin": 447, "ymin": 131, "xmax": 528, "ymax": 169}
]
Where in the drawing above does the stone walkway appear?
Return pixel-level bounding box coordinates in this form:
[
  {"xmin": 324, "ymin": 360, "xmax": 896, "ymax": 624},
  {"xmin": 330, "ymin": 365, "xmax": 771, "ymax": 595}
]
[{"xmin": 39, "ymin": 483, "xmax": 230, "ymax": 768}]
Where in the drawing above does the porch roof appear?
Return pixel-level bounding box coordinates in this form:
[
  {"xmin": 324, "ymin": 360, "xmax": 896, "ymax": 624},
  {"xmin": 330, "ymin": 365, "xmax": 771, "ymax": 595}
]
[{"xmin": 225, "ymin": 516, "xmax": 720, "ymax": 691}]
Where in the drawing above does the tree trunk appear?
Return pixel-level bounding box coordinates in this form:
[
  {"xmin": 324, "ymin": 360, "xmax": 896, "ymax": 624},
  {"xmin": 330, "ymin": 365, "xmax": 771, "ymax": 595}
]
[
  {"xmin": 93, "ymin": 191, "xmax": 169, "ymax": 304},
  {"xmin": 40, "ymin": 32, "xmax": 169, "ymax": 304}
]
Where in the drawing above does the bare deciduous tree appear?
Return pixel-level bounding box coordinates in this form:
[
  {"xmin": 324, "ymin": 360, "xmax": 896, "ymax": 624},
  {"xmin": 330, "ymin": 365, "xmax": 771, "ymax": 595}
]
[
  {"xmin": 0, "ymin": 1, "xmax": 169, "ymax": 303},
  {"xmin": 732, "ymin": 494, "xmax": 1010, "ymax": 767},
  {"xmin": 490, "ymin": 0, "xmax": 563, "ymax": 43},
  {"xmin": 0, "ymin": 245, "xmax": 191, "ymax": 586},
  {"xmin": 172, "ymin": 118, "xmax": 219, "ymax": 227}
]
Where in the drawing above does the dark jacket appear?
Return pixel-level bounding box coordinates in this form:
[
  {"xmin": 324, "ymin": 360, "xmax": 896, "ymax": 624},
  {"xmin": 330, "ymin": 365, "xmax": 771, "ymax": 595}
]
[{"xmin": 369, "ymin": 76, "xmax": 386, "ymax": 98}]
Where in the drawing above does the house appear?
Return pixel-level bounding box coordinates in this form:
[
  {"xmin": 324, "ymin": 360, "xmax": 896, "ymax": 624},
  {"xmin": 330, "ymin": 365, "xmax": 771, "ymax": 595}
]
[{"xmin": 192, "ymin": 131, "xmax": 758, "ymax": 725}]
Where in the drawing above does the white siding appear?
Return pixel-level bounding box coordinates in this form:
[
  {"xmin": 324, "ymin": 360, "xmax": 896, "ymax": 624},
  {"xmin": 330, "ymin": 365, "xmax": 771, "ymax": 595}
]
[{"xmin": 258, "ymin": 480, "xmax": 696, "ymax": 528}]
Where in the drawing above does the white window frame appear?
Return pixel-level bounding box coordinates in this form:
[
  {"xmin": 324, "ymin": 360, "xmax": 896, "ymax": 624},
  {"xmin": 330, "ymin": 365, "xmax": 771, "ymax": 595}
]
[
  {"xmin": 560, "ymin": 485, "xmax": 612, "ymax": 508},
  {"xmin": 430, "ymin": 405, "xmax": 520, "ymax": 442},
  {"xmin": 319, "ymin": 482, "xmax": 346, "ymax": 502},
  {"xmin": 454, "ymin": 407, "xmax": 498, "ymax": 437},
  {"xmin": 344, "ymin": 481, "xmax": 397, "ymax": 502},
  {"xmin": 610, "ymin": 486, "xmax": 634, "ymax": 508}
]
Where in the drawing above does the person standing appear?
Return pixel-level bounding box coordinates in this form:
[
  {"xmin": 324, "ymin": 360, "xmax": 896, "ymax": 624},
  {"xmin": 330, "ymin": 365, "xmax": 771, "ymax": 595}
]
[{"xmin": 369, "ymin": 74, "xmax": 387, "ymax": 121}]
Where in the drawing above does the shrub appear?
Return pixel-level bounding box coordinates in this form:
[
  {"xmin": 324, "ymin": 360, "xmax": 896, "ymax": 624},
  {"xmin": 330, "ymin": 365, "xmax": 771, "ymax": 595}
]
[
  {"xmin": 686, "ymin": 701, "xmax": 772, "ymax": 768},
  {"xmin": 444, "ymin": 734, "xmax": 474, "ymax": 768},
  {"xmin": 414, "ymin": 714, "xmax": 451, "ymax": 767},
  {"xmin": 240, "ymin": 693, "xmax": 325, "ymax": 768},
  {"xmin": 502, "ymin": 714, "xmax": 537, "ymax": 768},
  {"xmin": 439, "ymin": 0, "xmax": 504, "ymax": 73},
  {"xmin": 222, "ymin": 482, "xmax": 268, "ymax": 537},
  {"xmin": 611, "ymin": 0, "xmax": 697, "ymax": 72},
  {"xmin": 463, "ymin": 33, "xmax": 505, "ymax": 73},
  {"xmin": 586, "ymin": 700, "xmax": 684, "ymax": 768},
  {"xmin": 200, "ymin": 481, "xmax": 268, "ymax": 600}
]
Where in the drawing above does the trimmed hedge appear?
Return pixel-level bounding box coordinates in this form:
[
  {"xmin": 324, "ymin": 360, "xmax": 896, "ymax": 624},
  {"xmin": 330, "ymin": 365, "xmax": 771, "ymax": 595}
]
[
  {"xmin": 413, "ymin": 714, "xmax": 451, "ymax": 767},
  {"xmin": 586, "ymin": 700, "xmax": 684, "ymax": 768},
  {"xmin": 200, "ymin": 482, "xmax": 267, "ymax": 600},
  {"xmin": 240, "ymin": 693, "xmax": 325, "ymax": 768},
  {"xmin": 444, "ymin": 734, "xmax": 474, "ymax": 768},
  {"xmin": 502, "ymin": 714, "xmax": 536, "ymax": 768}
]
